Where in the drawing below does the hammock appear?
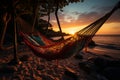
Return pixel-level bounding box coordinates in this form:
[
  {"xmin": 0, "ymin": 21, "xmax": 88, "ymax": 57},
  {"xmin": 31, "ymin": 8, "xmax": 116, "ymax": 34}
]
[
  {"xmin": 19, "ymin": 3, "xmax": 119, "ymax": 60},
  {"xmin": 20, "ymin": 32, "xmax": 54, "ymax": 46}
]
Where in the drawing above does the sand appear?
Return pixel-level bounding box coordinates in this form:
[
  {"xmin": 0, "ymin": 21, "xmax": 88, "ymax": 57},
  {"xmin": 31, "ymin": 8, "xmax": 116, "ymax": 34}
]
[{"xmin": 0, "ymin": 45, "xmax": 120, "ymax": 80}]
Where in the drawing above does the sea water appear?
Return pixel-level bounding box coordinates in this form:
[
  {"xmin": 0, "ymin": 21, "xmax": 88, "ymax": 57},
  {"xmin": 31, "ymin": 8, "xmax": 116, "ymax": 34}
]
[
  {"xmin": 91, "ymin": 35, "xmax": 120, "ymax": 59},
  {"xmin": 52, "ymin": 35, "xmax": 120, "ymax": 59}
]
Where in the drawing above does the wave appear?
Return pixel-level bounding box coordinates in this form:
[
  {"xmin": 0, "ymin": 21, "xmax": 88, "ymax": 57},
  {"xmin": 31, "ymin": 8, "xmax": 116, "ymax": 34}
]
[{"xmin": 96, "ymin": 43, "xmax": 120, "ymax": 50}]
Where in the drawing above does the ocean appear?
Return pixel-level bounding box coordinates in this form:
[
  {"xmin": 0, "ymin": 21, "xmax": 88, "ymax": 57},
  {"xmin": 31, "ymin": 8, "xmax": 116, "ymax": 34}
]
[
  {"xmin": 52, "ymin": 35, "xmax": 120, "ymax": 59},
  {"xmin": 91, "ymin": 35, "xmax": 120, "ymax": 59}
]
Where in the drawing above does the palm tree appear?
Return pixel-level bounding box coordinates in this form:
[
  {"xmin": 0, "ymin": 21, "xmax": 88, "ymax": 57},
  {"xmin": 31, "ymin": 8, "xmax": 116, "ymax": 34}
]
[
  {"xmin": 40, "ymin": 0, "xmax": 83, "ymax": 39},
  {"xmin": 55, "ymin": 2, "xmax": 64, "ymax": 40},
  {"xmin": 0, "ymin": 0, "xmax": 34, "ymax": 64}
]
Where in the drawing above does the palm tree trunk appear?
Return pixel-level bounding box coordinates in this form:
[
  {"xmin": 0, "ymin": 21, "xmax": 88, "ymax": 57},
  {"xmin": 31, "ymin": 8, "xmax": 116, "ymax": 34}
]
[
  {"xmin": 48, "ymin": 12, "xmax": 50, "ymax": 29},
  {"xmin": 9, "ymin": 1, "xmax": 20, "ymax": 64},
  {"xmin": 46, "ymin": 12, "xmax": 50, "ymax": 35},
  {"xmin": 31, "ymin": 0, "xmax": 38, "ymax": 33},
  {"xmin": 0, "ymin": 13, "xmax": 14, "ymax": 50},
  {"xmin": 8, "ymin": 13, "xmax": 20, "ymax": 65},
  {"xmin": 55, "ymin": 3, "xmax": 64, "ymax": 40},
  {"xmin": 13, "ymin": 16, "xmax": 18, "ymax": 62}
]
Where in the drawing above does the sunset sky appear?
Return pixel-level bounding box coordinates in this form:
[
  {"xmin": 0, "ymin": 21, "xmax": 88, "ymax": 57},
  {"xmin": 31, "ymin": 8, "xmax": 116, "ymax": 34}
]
[{"xmin": 44, "ymin": 0, "xmax": 120, "ymax": 35}]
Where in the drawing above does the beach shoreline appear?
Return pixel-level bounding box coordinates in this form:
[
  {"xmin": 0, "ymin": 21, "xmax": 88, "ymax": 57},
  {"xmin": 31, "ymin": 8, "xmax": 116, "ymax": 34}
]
[{"xmin": 0, "ymin": 45, "xmax": 120, "ymax": 80}]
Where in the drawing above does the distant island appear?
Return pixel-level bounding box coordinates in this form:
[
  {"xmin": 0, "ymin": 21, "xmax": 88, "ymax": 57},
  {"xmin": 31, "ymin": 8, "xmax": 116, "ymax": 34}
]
[{"xmin": 43, "ymin": 30, "xmax": 70, "ymax": 38}]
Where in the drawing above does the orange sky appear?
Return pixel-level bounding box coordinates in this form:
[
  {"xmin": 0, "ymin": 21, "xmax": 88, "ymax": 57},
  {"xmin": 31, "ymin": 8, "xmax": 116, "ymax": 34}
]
[
  {"xmin": 43, "ymin": 0, "xmax": 120, "ymax": 35},
  {"xmin": 52, "ymin": 22, "xmax": 120, "ymax": 35}
]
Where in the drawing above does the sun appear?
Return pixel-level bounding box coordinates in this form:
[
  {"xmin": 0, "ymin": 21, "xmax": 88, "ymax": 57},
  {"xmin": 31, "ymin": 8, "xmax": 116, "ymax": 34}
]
[{"xmin": 69, "ymin": 30, "xmax": 76, "ymax": 35}]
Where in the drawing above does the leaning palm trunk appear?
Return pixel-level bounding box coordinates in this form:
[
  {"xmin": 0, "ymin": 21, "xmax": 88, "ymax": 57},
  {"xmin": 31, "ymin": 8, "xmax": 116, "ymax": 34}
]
[
  {"xmin": 31, "ymin": 0, "xmax": 38, "ymax": 33},
  {"xmin": 55, "ymin": 3, "xmax": 64, "ymax": 40},
  {"xmin": 46, "ymin": 12, "xmax": 50, "ymax": 34},
  {"xmin": 0, "ymin": 13, "xmax": 14, "ymax": 50}
]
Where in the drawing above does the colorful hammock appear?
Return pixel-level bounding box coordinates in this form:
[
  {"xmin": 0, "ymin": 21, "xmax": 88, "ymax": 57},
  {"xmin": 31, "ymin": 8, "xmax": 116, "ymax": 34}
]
[{"xmin": 19, "ymin": 3, "xmax": 119, "ymax": 60}]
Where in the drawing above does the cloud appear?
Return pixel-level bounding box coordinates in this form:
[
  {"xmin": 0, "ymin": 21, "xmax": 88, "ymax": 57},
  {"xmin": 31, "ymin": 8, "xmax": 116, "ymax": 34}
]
[
  {"xmin": 108, "ymin": 10, "xmax": 120, "ymax": 23},
  {"xmin": 43, "ymin": 6, "xmax": 120, "ymax": 31},
  {"xmin": 77, "ymin": 11, "xmax": 101, "ymax": 24},
  {"xmin": 91, "ymin": 5, "xmax": 120, "ymax": 23},
  {"xmin": 92, "ymin": 5, "xmax": 113, "ymax": 12},
  {"xmin": 51, "ymin": 11, "xmax": 104, "ymax": 29},
  {"xmin": 72, "ymin": 6, "xmax": 120, "ymax": 27}
]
